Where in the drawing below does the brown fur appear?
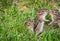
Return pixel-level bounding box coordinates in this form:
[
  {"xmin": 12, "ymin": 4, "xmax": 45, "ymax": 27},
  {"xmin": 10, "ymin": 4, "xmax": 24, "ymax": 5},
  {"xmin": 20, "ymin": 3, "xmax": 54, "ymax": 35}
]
[
  {"xmin": 49, "ymin": 10, "xmax": 60, "ymax": 27},
  {"xmin": 25, "ymin": 20, "xmax": 34, "ymax": 32},
  {"xmin": 34, "ymin": 9, "xmax": 49, "ymax": 34}
]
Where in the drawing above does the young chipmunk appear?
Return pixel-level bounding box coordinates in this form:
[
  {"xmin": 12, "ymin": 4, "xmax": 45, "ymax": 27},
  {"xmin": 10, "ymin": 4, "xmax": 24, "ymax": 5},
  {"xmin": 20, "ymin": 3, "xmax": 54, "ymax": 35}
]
[
  {"xmin": 49, "ymin": 10, "xmax": 60, "ymax": 27},
  {"xmin": 34, "ymin": 9, "xmax": 49, "ymax": 34},
  {"xmin": 25, "ymin": 20, "xmax": 34, "ymax": 32}
]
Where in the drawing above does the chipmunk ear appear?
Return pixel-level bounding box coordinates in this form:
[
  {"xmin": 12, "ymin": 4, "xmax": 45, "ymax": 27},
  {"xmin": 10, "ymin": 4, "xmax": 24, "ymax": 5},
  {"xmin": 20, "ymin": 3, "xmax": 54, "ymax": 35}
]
[
  {"xmin": 45, "ymin": 9, "xmax": 49, "ymax": 11},
  {"xmin": 38, "ymin": 9, "xmax": 40, "ymax": 13},
  {"xmin": 37, "ymin": 9, "xmax": 43, "ymax": 13}
]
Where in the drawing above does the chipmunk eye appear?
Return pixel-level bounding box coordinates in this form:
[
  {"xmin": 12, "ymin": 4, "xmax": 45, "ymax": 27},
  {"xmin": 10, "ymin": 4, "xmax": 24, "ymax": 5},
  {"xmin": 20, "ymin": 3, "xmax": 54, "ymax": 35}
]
[
  {"xmin": 29, "ymin": 23, "xmax": 31, "ymax": 24},
  {"xmin": 42, "ymin": 10, "xmax": 44, "ymax": 12},
  {"xmin": 54, "ymin": 11, "xmax": 57, "ymax": 13}
]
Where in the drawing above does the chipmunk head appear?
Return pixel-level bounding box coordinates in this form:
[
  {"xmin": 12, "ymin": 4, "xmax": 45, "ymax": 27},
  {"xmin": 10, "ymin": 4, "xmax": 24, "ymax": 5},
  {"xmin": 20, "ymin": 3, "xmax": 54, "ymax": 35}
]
[
  {"xmin": 25, "ymin": 20, "xmax": 34, "ymax": 28},
  {"xmin": 26, "ymin": 20, "xmax": 34, "ymax": 26},
  {"xmin": 37, "ymin": 9, "xmax": 49, "ymax": 16},
  {"xmin": 25, "ymin": 20, "xmax": 34, "ymax": 32},
  {"xmin": 37, "ymin": 9, "xmax": 49, "ymax": 20},
  {"xmin": 49, "ymin": 9, "xmax": 58, "ymax": 16}
]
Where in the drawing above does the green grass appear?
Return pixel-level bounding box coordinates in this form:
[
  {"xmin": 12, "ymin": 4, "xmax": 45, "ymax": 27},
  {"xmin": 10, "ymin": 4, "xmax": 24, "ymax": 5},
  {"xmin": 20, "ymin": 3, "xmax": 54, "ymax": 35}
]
[{"xmin": 0, "ymin": 0, "xmax": 60, "ymax": 41}]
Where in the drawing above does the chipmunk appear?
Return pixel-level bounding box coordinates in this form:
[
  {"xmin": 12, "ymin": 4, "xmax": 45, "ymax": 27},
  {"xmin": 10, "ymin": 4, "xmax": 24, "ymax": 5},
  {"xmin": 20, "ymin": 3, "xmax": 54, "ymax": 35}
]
[
  {"xmin": 25, "ymin": 20, "xmax": 34, "ymax": 32},
  {"xmin": 48, "ymin": 9, "xmax": 60, "ymax": 27},
  {"xmin": 57, "ymin": 16, "xmax": 60, "ymax": 27},
  {"xmin": 34, "ymin": 9, "xmax": 49, "ymax": 34}
]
